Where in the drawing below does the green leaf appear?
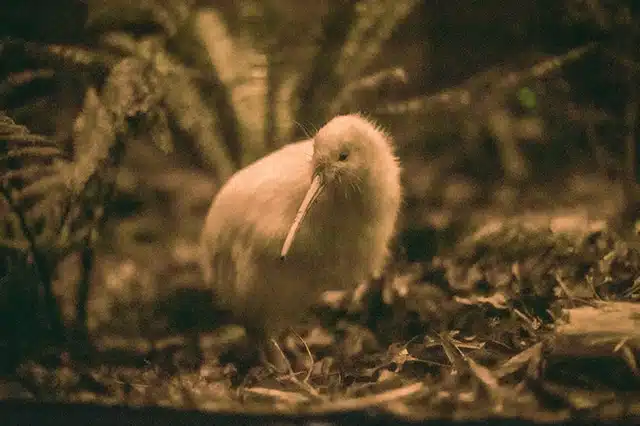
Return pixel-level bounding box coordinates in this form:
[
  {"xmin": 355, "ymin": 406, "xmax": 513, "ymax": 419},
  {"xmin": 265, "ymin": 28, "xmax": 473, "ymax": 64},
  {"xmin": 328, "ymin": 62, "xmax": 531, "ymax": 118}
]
[{"xmin": 517, "ymin": 87, "xmax": 537, "ymax": 110}]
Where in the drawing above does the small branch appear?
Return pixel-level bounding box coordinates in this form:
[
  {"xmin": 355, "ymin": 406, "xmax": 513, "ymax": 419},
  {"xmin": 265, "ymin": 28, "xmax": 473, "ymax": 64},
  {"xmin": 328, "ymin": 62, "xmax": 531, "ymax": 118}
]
[
  {"xmin": 308, "ymin": 382, "xmax": 425, "ymax": 414},
  {"xmin": 243, "ymin": 387, "xmax": 310, "ymax": 405}
]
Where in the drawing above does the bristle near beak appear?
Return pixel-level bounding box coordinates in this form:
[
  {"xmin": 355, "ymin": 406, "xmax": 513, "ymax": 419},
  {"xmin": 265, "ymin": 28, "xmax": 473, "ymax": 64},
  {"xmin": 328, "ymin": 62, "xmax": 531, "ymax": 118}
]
[{"xmin": 280, "ymin": 174, "xmax": 324, "ymax": 260}]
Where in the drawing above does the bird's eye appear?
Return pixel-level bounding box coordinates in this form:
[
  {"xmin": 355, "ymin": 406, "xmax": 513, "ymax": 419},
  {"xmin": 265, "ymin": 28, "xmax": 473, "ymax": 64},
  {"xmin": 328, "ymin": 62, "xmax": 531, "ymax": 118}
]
[{"xmin": 338, "ymin": 151, "xmax": 349, "ymax": 161}]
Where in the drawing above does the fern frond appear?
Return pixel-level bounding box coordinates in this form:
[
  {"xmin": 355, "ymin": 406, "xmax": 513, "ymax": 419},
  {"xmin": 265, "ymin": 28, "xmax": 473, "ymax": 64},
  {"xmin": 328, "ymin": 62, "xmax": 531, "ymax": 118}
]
[
  {"xmin": 67, "ymin": 87, "xmax": 116, "ymax": 194},
  {"xmin": 99, "ymin": 32, "xmax": 140, "ymax": 56},
  {"xmin": 104, "ymin": 33, "xmax": 235, "ymax": 178},
  {"xmin": 98, "ymin": 55, "xmax": 175, "ymax": 156},
  {"xmin": 0, "ymin": 115, "xmax": 51, "ymax": 142},
  {"xmin": 86, "ymin": 0, "xmax": 196, "ymax": 37},
  {"xmin": 12, "ymin": 173, "xmax": 66, "ymax": 204},
  {"xmin": 101, "ymin": 59, "xmax": 157, "ymax": 121},
  {"xmin": 193, "ymin": 9, "xmax": 267, "ymax": 167},
  {"xmin": 376, "ymin": 43, "xmax": 598, "ymax": 116},
  {"xmin": 330, "ymin": 67, "xmax": 408, "ymax": 115},
  {"xmin": 0, "ymin": 147, "xmax": 62, "ymax": 161},
  {"xmin": 512, "ymin": 43, "xmax": 598, "ymax": 88},
  {"xmin": 162, "ymin": 65, "xmax": 234, "ymax": 178},
  {"xmin": 0, "ymin": 37, "xmax": 118, "ymax": 71},
  {"xmin": 0, "ymin": 165, "xmax": 56, "ymax": 183},
  {"xmin": 146, "ymin": 109, "xmax": 172, "ymax": 154},
  {"xmin": 293, "ymin": 2, "xmax": 358, "ymax": 128},
  {"xmin": 0, "ymin": 113, "xmax": 61, "ymax": 184},
  {"xmin": 0, "ymin": 133, "xmax": 56, "ymax": 145},
  {"xmin": 1, "ymin": 112, "xmax": 69, "ymax": 250},
  {"xmin": 0, "ymin": 122, "xmax": 53, "ymax": 144},
  {"xmin": 336, "ymin": 0, "xmax": 419, "ymax": 85},
  {"xmin": 0, "ymin": 113, "xmax": 68, "ymax": 338},
  {"xmin": 0, "ymin": 69, "xmax": 56, "ymax": 98}
]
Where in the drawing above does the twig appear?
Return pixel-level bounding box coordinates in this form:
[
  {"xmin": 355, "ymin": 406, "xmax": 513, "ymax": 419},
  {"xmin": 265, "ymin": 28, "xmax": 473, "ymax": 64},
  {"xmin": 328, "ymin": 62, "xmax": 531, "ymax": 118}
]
[
  {"xmin": 270, "ymin": 338, "xmax": 295, "ymax": 377},
  {"xmin": 243, "ymin": 387, "xmax": 310, "ymax": 405},
  {"xmin": 308, "ymin": 382, "xmax": 425, "ymax": 413},
  {"xmin": 291, "ymin": 329, "xmax": 314, "ymax": 383},
  {"xmin": 272, "ymin": 337, "xmax": 322, "ymax": 400}
]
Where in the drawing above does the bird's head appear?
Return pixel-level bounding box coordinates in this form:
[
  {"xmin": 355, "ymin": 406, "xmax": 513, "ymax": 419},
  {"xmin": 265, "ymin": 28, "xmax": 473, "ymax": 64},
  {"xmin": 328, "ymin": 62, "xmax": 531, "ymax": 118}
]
[{"xmin": 280, "ymin": 114, "xmax": 399, "ymax": 259}]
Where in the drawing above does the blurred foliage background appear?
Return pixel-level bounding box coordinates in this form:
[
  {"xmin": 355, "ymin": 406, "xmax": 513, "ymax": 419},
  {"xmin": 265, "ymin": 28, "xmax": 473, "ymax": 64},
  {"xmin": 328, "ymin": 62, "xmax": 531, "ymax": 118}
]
[{"xmin": 0, "ymin": 0, "xmax": 639, "ymax": 379}]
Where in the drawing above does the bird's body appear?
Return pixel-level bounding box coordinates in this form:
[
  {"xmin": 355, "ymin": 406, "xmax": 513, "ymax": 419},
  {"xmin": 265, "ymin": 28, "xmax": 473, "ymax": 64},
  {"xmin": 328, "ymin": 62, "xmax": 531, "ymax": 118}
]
[{"xmin": 200, "ymin": 114, "xmax": 401, "ymax": 361}]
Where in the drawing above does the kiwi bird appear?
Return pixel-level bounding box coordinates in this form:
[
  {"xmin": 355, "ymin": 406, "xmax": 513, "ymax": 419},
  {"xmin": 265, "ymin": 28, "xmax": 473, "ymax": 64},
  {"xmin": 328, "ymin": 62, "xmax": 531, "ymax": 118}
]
[{"xmin": 200, "ymin": 114, "xmax": 402, "ymax": 365}]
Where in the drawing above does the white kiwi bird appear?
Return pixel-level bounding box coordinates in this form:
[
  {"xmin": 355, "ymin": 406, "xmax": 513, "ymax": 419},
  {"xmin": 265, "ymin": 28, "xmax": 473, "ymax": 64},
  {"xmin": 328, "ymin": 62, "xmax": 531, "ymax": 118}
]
[{"xmin": 200, "ymin": 113, "xmax": 402, "ymax": 367}]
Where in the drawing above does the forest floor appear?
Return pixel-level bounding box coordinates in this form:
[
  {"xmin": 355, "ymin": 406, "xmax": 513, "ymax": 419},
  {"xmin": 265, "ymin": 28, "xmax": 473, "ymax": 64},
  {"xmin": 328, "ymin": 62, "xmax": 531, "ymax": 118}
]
[{"xmin": 1, "ymin": 163, "xmax": 640, "ymax": 425}]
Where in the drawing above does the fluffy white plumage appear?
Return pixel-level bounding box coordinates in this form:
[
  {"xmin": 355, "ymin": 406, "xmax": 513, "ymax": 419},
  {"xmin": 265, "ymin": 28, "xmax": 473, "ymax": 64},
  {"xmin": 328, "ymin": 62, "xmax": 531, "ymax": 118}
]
[{"xmin": 200, "ymin": 114, "xmax": 402, "ymax": 358}]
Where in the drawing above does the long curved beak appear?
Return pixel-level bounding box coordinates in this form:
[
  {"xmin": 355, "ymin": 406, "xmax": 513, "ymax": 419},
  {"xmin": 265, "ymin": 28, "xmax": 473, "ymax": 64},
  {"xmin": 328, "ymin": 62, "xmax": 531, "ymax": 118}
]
[{"xmin": 280, "ymin": 174, "xmax": 324, "ymax": 260}]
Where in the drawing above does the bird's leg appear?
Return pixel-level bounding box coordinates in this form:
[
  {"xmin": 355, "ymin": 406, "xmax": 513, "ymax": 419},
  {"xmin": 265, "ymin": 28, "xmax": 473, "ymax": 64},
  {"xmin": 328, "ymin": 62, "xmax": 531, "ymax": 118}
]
[
  {"xmin": 351, "ymin": 275, "xmax": 387, "ymax": 332},
  {"xmin": 216, "ymin": 326, "xmax": 261, "ymax": 376},
  {"xmin": 245, "ymin": 326, "xmax": 292, "ymax": 374}
]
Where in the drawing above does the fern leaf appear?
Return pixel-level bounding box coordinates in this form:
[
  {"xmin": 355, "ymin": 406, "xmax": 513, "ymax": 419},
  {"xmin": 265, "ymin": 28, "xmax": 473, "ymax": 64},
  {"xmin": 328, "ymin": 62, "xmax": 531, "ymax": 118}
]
[
  {"xmin": 0, "ymin": 133, "xmax": 55, "ymax": 145},
  {"xmin": 68, "ymin": 87, "xmax": 116, "ymax": 194},
  {"xmin": 0, "ymin": 113, "xmax": 60, "ymax": 174},
  {"xmin": 146, "ymin": 109, "xmax": 173, "ymax": 154},
  {"xmin": 0, "ymin": 146, "xmax": 62, "ymax": 161},
  {"xmin": 162, "ymin": 67, "xmax": 234, "ymax": 178},
  {"xmin": 111, "ymin": 33, "xmax": 234, "ymax": 177},
  {"xmin": 195, "ymin": 9, "xmax": 267, "ymax": 167},
  {"xmin": 330, "ymin": 67, "xmax": 408, "ymax": 115},
  {"xmin": 101, "ymin": 58, "xmax": 157, "ymax": 123},
  {"xmin": 504, "ymin": 43, "xmax": 597, "ymax": 90},
  {"xmin": 1, "ymin": 37, "xmax": 118, "ymax": 71},
  {"xmin": 23, "ymin": 190, "xmax": 66, "ymax": 230},
  {"xmin": 99, "ymin": 56, "xmax": 175, "ymax": 155},
  {"xmin": 0, "ymin": 115, "xmax": 51, "ymax": 145},
  {"xmin": 0, "ymin": 69, "xmax": 56, "ymax": 98},
  {"xmin": 336, "ymin": 0, "xmax": 419, "ymax": 85},
  {"xmin": 12, "ymin": 173, "xmax": 66, "ymax": 204},
  {"xmin": 1, "ymin": 165, "xmax": 56, "ymax": 183},
  {"xmin": 376, "ymin": 43, "xmax": 598, "ymax": 116},
  {"xmin": 99, "ymin": 32, "xmax": 140, "ymax": 56},
  {"xmin": 86, "ymin": 0, "xmax": 196, "ymax": 37}
]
